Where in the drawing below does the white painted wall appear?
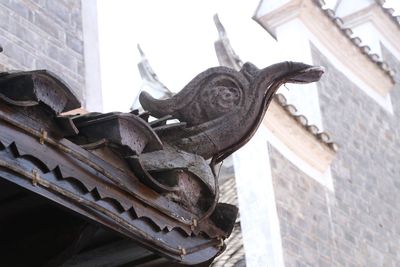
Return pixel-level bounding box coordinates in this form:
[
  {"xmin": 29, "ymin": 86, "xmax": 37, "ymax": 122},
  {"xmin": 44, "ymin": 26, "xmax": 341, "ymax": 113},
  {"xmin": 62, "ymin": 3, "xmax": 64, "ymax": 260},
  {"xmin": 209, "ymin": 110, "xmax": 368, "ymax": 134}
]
[
  {"xmin": 266, "ymin": 129, "xmax": 334, "ymax": 191},
  {"xmin": 264, "ymin": 15, "xmax": 394, "ymax": 114},
  {"xmin": 275, "ymin": 19, "xmax": 324, "ymax": 130},
  {"xmin": 233, "ymin": 126, "xmax": 285, "ymax": 267},
  {"xmin": 335, "ymin": 0, "xmax": 374, "ymax": 17},
  {"xmin": 352, "ymin": 22, "xmax": 383, "ymax": 57},
  {"xmin": 81, "ymin": 0, "xmax": 103, "ymax": 112},
  {"xmin": 304, "ymin": 23, "xmax": 394, "ymax": 113},
  {"xmin": 232, "ymin": 124, "xmax": 335, "ymax": 267}
]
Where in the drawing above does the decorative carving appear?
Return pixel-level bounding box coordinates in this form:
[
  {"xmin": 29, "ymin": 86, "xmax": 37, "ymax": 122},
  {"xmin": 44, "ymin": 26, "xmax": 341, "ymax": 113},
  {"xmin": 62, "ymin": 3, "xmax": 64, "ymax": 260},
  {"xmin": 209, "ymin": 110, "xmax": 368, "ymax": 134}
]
[
  {"xmin": 140, "ymin": 61, "xmax": 324, "ymax": 163},
  {"xmin": 0, "ymin": 61, "xmax": 324, "ymax": 265},
  {"xmin": 131, "ymin": 45, "xmax": 174, "ymax": 110},
  {"xmin": 213, "ymin": 14, "xmax": 243, "ymax": 70},
  {"xmin": 137, "ymin": 61, "xmax": 324, "ymax": 227}
]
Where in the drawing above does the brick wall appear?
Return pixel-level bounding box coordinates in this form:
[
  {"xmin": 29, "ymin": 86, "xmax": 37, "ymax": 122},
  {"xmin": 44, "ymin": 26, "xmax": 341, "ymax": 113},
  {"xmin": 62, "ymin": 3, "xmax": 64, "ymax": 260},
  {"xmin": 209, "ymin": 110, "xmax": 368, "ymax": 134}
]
[
  {"xmin": 270, "ymin": 145, "xmax": 337, "ymax": 266},
  {"xmin": 269, "ymin": 44, "xmax": 400, "ymax": 266},
  {"xmin": 0, "ymin": 0, "xmax": 85, "ymax": 102}
]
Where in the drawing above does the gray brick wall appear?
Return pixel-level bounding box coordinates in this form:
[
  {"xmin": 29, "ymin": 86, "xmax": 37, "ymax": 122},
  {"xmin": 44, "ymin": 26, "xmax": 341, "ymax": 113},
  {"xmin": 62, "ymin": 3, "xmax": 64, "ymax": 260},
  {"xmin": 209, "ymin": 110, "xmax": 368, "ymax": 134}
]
[
  {"xmin": 270, "ymin": 146, "xmax": 339, "ymax": 267},
  {"xmin": 269, "ymin": 44, "xmax": 400, "ymax": 267},
  {"xmin": 0, "ymin": 0, "xmax": 85, "ymax": 102}
]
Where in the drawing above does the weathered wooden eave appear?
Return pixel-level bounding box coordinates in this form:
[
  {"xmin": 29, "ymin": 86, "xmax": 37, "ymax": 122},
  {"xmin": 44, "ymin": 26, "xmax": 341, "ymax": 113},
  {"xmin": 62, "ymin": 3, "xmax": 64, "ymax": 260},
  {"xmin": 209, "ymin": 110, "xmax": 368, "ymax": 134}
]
[{"xmin": 0, "ymin": 70, "xmax": 236, "ymax": 266}]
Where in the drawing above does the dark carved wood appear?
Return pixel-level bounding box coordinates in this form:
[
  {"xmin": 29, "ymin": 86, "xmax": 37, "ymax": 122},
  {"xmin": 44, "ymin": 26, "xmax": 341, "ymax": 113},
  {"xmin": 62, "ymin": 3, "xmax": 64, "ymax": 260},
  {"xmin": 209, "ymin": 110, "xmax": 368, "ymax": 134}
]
[
  {"xmin": 0, "ymin": 62, "xmax": 323, "ymax": 265},
  {"xmin": 140, "ymin": 62, "xmax": 324, "ymax": 163}
]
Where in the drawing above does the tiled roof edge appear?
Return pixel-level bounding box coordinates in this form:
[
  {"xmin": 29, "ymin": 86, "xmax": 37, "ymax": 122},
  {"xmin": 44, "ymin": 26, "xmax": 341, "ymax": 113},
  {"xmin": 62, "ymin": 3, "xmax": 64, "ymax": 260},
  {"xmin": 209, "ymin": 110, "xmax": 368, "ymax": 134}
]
[
  {"xmin": 375, "ymin": 0, "xmax": 400, "ymax": 29},
  {"xmin": 314, "ymin": 0, "xmax": 396, "ymax": 83},
  {"xmin": 132, "ymin": 45, "xmax": 174, "ymax": 110},
  {"xmin": 274, "ymin": 93, "xmax": 338, "ymax": 152}
]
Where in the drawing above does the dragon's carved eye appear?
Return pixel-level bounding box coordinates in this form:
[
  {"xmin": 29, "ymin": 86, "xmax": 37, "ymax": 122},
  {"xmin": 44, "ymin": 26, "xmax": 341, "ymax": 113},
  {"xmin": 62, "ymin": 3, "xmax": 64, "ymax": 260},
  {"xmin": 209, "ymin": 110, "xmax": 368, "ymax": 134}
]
[{"xmin": 198, "ymin": 76, "xmax": 244, "ymax": 120}]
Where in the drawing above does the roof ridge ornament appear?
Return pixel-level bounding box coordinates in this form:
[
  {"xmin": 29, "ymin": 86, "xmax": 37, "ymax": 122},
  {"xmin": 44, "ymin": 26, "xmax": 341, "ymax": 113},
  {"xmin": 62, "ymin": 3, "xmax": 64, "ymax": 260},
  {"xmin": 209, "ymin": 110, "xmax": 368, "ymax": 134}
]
[
  {"xmin": 214, "ymin": 13, "xmax": 228, "ymax": 39},
  {"xmin": 131, "ymin": 44, "xmax": 173, "ymax": 110},
  {"xmin": 140, "ymin": 61, "xmax": 325, "ymax": 164},
  {"xmin": 212, "ymin": 13, "xmax": 337, "ymax": 147},
  {"xmin": 213, "ymin": 14, "xmax": 243, "ymax": 70},
  {"xmin": 0, "ymin": 60, "xmax": 324, "ymax": 266}
]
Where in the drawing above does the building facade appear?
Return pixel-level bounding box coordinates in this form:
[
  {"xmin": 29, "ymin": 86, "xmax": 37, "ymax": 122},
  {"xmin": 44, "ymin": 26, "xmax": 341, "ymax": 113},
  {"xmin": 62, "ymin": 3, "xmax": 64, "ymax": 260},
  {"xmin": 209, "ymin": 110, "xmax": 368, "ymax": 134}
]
[
  {"xmin": 120, "ymin": 1, "xmax": 400, "ymax": 266},
  {"xmin": 212, "ymin": 0, "xmax": 400, "ymax": 266}
]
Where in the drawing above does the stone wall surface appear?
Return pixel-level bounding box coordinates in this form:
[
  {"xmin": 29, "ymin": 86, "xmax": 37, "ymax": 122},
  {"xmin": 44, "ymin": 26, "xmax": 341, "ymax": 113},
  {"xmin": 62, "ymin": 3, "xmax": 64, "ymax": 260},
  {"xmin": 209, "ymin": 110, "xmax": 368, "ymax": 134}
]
[
  {"xmin": 269, "ymin": 44, "xmax": 400, "ymax": 267},
  {"xmin": 0, "ymin": 0, "xmax": 85, "ymax": 102}
]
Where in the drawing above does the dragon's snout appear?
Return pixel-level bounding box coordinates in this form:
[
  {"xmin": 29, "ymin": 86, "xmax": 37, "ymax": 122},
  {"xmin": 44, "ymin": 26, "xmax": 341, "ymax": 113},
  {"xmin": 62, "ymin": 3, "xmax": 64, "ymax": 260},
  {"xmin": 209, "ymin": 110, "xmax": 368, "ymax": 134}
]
[
  {"xmin": 287, "ymin": 65, "xmax": 325, "ymax": 84},
  {"xmin": 286, "ymin": 62, "xmax": 325, "ymax": 83},
  {"xmin": 252, "ymin": 61, "xmax": 325, "ymax": 89}
]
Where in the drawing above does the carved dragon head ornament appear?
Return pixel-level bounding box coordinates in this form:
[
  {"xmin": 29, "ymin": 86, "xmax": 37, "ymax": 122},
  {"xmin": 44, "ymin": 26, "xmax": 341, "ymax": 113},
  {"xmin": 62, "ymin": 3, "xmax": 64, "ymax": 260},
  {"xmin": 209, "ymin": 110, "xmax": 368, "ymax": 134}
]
[
  {"xmin": 0, "ymin": 59, "xmax": 324, "ymax": 265},
  {"xmin": 140, "ymin": 61, "xmax": 324, "ymax": 164}
]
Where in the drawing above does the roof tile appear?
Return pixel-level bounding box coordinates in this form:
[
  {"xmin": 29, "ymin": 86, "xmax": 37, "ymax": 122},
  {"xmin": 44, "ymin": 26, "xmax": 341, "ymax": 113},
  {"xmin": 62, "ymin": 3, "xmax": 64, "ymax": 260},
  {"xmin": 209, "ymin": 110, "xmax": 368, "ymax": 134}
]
[{"xmin": 314, "ymin": 0, "xmax": 396, "ymax": 82}]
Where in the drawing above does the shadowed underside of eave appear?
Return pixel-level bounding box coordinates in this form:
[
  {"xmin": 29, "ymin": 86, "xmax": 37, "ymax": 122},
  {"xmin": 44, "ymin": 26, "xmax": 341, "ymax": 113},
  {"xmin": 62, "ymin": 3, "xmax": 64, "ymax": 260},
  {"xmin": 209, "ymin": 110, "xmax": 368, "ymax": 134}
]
[{"xmin": 0, "ymin": 70, "xmax": 237, "ymax": 266}]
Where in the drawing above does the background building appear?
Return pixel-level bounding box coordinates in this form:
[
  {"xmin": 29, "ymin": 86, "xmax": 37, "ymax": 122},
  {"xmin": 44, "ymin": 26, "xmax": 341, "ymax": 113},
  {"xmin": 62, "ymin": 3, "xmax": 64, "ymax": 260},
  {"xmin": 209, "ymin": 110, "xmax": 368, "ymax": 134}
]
[
  {"xmin": 120, "ymin": 1, "xmax": 400, "ymax": 266},
  {"xmin": 259, "ymin": 1, "xmax": 400, "ymax": 266},
  {"xmin": 214, "ymin": 0, "xmax": 400, "ymax": 266}
]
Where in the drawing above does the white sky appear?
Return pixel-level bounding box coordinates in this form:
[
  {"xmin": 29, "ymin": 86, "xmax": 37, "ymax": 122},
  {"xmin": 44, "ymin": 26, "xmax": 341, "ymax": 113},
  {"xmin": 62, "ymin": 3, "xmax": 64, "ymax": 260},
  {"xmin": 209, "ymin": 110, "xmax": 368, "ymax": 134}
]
[
  {"xmin": 96, "ymin": 0, "xmax": 281, "ymax": 112},
  {"xmin": 97, "ymin": 0, "xmax": 400, "ymax": 112}
]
